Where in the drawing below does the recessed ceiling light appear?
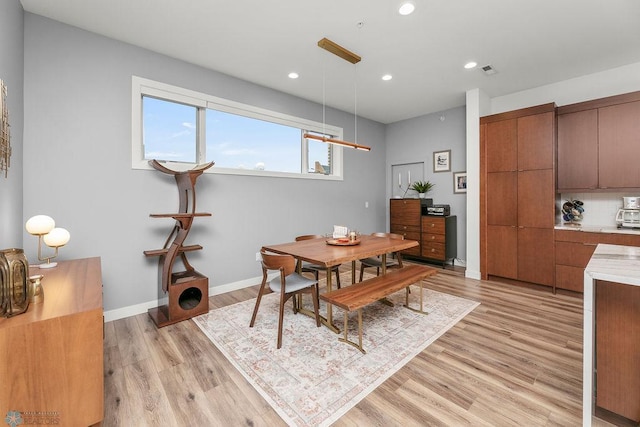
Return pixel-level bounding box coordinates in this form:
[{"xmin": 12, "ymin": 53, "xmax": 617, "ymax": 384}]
[
  {"xmin": 382, "ymin": 74, "xmax": 393, "ymax": 81},
  {"xmin": 398, "ymin": 2, "xmax": 415, "ymax": 15},
  {"xmin": 288, "ymin": 72, "xmax": 299, "ymax": 79},
  {"xmin": 464, "ymin": 61, "xmax": 478, "ymax": 69}
]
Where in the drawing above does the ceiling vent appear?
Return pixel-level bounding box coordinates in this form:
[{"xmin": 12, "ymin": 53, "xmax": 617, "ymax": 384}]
[{"xmin": 482, "ymin": 65, "xmax": 497, "ymax": 75}]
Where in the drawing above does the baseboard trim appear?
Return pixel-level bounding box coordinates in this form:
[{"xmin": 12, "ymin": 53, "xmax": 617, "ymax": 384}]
[
  {"xmin": 103, "ymin": 274, "xmax": 266, "ymax": 322},
  {"xmin": 465, "ymin": 269, "xmax": 481, "ymax": 280}
]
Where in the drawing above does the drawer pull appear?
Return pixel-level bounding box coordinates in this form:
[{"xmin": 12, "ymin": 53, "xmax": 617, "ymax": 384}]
[
  {"xmin": 431, "ymin": 236, "xmax": 435, "ymax": 240},
  {"xmin": 430, "ymin": 223, "xmax": 435, "ymax": 227},
  {"xmin": 431, "ymin": 248, "xmax": 435, "ymax": 252}
]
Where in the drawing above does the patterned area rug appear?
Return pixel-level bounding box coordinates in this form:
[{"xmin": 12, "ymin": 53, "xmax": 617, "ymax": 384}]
[{"xmin": 194, "ymin": 280, "xmax": 479, "ymax": 427}]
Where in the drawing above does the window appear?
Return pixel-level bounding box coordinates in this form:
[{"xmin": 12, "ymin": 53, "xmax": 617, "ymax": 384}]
[{"xmin": 132, "ymin": 76, "xmax": 343, "ymax": 179}]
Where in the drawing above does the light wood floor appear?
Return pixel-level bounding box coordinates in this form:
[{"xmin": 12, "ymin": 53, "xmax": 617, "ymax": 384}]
[{"xmin": 103, "ymin": 263, "xmax": 618, "ymax": 426}]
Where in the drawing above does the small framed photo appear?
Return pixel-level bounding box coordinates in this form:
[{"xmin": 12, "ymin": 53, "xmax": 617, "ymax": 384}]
[
  {"xmin": 433, "ymin": 150, "xmax": 451, "ymax": 173},
  {"xmin": 453, "ymin": 171, "xmax": 467, "ymax": 194}
]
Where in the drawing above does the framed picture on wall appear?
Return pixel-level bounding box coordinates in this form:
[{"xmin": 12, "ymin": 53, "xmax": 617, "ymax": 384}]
[
  {"xmin": 433, "ymin": 150, "xmax": 451, "ymax": 172},
  {"xmin": 453, "ymin": 171, "xmax": 467, "ymax": 193}
]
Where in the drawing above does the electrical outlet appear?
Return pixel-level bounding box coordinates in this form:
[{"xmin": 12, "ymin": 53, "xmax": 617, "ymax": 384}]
[
  {"xmin": 365, "ymin": 201, "xmax": 369, "ymax": 208},
  {"xmin": 255, "ymin": 252, "xmax": 261, "ymax": 262}
]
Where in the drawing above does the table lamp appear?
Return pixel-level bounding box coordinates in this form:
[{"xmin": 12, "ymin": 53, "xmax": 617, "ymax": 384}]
[{"xmin": 25, "ymin": 215, "xmax": 71, "ymax": 268}]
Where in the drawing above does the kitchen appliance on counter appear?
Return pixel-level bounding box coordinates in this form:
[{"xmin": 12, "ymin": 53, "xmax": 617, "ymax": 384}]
[{"xmin": 615, "ymin": 196, "xmax": 640, "ymax": 228}]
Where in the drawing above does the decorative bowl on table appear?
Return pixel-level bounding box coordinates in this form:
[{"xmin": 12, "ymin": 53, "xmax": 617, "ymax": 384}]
[{"xmin": 326, "ymin": 238, "xmax": 361, "ymax": 246}]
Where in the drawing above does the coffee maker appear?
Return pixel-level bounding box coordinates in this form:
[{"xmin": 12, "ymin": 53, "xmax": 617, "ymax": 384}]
[{"xmin": 616, "ymin": 197, "xmax": 640, "ymax": 228}]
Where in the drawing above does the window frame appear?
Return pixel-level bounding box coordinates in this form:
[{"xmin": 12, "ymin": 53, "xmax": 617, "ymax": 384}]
[{"xmin": 131, "ymin": 76, "xmax": 344, "ymax": 180}]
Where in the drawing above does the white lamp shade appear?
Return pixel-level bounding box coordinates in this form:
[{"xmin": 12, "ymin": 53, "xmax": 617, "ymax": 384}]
[
  {"xmin": 43, "ymin": 227, "xmax": 70, "ymax": 248},
  {"xmin": 25, "ymin": 215, "xmax": 55, "ymax": 235}
]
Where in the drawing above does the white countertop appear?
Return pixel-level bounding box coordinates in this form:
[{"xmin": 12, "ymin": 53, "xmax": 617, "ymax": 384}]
[
  {"xmin": 585, "ymin": 244, "xmax": 640, "ymax": 286},
  {"xmin": 555, "ymin": 224, "xmax": 640, "ymax": 235}
]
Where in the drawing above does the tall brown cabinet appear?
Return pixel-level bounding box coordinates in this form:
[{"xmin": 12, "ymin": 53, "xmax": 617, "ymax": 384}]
[{"xmin": 480, "ymin": 103, "xmax": 558, "ymax": 289}]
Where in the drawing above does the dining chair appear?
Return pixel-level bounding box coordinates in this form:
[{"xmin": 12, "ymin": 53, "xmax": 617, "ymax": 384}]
[
  {"xmin": 295, "ymin": 234, "xmax": 342, "ymax": 289},
  {"xmin": 359, "ymin": 232, "xmax": 405, "ymax": 282},
  {"xmin": 250, "ymin": 249, "xmax": 321, "ymax": 349}
]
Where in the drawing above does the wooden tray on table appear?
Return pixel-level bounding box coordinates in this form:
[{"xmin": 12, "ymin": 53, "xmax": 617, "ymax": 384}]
[{"xmin": 326, "ymin": 238, "xmax": 361, "ymax": 246}]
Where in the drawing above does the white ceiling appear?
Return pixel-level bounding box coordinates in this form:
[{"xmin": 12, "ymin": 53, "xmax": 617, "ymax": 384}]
[{"xmin": 20, "ymin": 0, "xmax": 640, "ymax": 124}]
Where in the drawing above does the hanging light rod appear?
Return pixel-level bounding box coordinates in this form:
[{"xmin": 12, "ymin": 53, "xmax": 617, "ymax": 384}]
[
  {"xmin": 314, "ymin": 38, "xmax": 369, "ymax": 151},
  {"xmin": 317, "ymin": 38, "xmax": 361, "ymax": 64},
  {"xmin": 303, "ymin": 133, "xmax": 371, "ymax": 151}
]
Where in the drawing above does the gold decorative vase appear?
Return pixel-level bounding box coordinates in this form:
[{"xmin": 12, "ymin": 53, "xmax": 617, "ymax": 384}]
[
  {"xmin": 0, "ymin": 248, "xmax": 30, "ymax": 317},
  {"xmin": 29, "ymin": 274, "xmax": 44, "ymax": 304},
  {"xmin": 0, "ymin": 252, "xmax": 8, "ymax": 317}
]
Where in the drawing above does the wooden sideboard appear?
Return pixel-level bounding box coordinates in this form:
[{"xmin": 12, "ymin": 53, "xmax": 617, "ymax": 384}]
[
  {"xmin": 390, "ymin": 199, "xmax": 457, "ymax": 267},
  {"xmin": 0, "ymin": 257, "xmax": 103, "ymax": 426}
]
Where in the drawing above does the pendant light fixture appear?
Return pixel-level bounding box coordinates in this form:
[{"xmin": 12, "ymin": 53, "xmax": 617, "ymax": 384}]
[{"xmin": 303, "ymin": 37, "xmax": 371, "ymax": 152}]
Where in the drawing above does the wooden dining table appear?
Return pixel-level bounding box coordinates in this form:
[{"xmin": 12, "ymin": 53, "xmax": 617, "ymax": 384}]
[{"xmin": 262, "ymin": 234, "xmax": 419, "ymax": 332}]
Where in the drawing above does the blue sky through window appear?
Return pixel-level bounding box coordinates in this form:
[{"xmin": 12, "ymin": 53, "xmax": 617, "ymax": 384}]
[
  {"xmin": 143, "ymin": 95, "xmax": 332, "ymax": 174},
  {"xmin": 206, "ymin": 110, "xmax": 301, "ymax": 172},
  {"xmin": 143, "ymin": 97, "xmax": 196, "ymax": 162}
]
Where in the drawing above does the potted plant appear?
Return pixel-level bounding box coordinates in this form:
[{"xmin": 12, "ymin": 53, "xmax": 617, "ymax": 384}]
[{"xmin": 410, "ymin": 180, "xmax": 434, "ymax": 198}]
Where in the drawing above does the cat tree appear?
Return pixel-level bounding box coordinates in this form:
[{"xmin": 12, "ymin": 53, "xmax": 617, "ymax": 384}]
[{"xmin": 144, "ymin": 159, "xmax": 213, "ymax": 327}]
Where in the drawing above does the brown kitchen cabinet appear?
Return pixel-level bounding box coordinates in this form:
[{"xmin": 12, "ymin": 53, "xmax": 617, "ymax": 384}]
[
  {"xmin": 596, "ymin": 280, "xmax": 640, "ymax": 422},
  {"xmin": 481, "ymin": 103, "xmax": 558, "ymax": 289},
  {"xmin": 556, "ymin": 90, "xmax": 640, "ymax": 192},
  {"xmin": 554, "ymin": 229, "xmax": 640, "ymax": 292},
  {"xmin": 598, "ymin": 99, "xmax": 640, "ymax": 189},
  {"xmin": 557, "ymin": 109, "xmax": 599, "ymax": 191}
]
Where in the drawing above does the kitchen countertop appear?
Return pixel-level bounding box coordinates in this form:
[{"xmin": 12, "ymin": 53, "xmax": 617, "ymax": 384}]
[
  {"xmin": 555, "ymin": 224, "xmax": 640, "ymax": 235},
  {"xmin": 584, "ymin": 243, "xmax": 640, "ymax": 286}
]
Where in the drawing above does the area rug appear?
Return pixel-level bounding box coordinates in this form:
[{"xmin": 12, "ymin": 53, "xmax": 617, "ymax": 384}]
[{"xmin": 193, "ymin": 281, "xmax": 479, "ymax": 427}]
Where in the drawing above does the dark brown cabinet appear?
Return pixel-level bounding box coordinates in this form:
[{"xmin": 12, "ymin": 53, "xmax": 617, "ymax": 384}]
[
  {"xmin": 598, "ymin": 100, "xmax": 640, "ymax": 189},
  {"xmin": 554, "ymin": 229, "xmax": 640, "ymax": 292},
  {"xmin": 557, "ymin": 91, "xmax": 640, "ymax": 192},
  {"xmin": 557, "ymin": 109, "xmax": 598, "ymax": 190},
  {"xmin": 390, "ymin": 199, "xmax": 457, "ymax": 266},
  {"xmin": 421, "ymin": 215, "xmax": 457, "ymax": 266},
  {"xmin": 389, "ymin": 199, "xmax": 421, "ymax": 257},
  {"xmin": 596, "ymin": 280, "xmax": 640, "ymax": 422},
  {"xmin": 481, "ymin": 103, "xmax": 557, "ymax": 289}
]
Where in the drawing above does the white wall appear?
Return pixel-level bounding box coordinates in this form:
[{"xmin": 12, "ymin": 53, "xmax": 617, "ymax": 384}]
[
  {"xmin": 466, "ymin": 61, "xmax": 640, "ymax": 277},
  {"xmin": 22, "ymin": 13, "xmax": 387, "ymax": 314},
  {"xmin": 463, "ymin": 89, "xmax": 490, "ymax": 280},
  {"xmin": 0, "ymin": 0, "xmax": 24, "ymax": 247},
  {"xmin": 490, "ymin": 62, "xmax": 640, "ymax": 115}
]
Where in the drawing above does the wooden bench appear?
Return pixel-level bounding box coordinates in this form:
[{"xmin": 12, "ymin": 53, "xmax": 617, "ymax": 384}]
[{"xmin": 319, "ymin": 264, "xmax": 438, "ymax": 353}]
